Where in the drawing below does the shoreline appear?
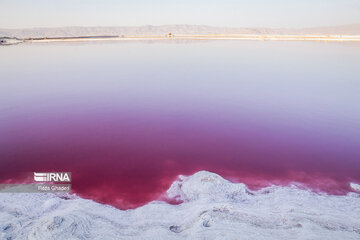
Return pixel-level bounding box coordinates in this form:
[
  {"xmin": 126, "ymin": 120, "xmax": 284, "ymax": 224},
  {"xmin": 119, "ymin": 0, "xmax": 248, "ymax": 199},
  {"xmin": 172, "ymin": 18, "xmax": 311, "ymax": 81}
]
[
  {"xmin": 26, "ymin": 35, "xmax": 360, "ymax": 42},
  {"xmin": 1, "ymin": 171, "xmax": 360, "ymax": 239},
  {"xmin": 2, "ymin": 34, "xmax": 360, "ymax": 45}
]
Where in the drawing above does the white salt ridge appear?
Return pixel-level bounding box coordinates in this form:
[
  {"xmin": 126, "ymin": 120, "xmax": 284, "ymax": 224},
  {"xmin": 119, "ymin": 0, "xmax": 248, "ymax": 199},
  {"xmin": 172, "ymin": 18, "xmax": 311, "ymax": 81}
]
[
  {"xmin": 0, "ymin": 171, "xmax": 359, "ymax": 239},
  {"xmin": 350, "ymin": 182, "xmax": 360, "ymax": 192}
]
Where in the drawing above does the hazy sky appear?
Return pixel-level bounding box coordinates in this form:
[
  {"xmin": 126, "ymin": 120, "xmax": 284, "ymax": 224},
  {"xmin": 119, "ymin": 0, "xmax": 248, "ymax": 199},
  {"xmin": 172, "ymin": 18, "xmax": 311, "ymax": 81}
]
[{"xmin": 1, "ymin": 0, "xmax": 360, "ymax": 28}]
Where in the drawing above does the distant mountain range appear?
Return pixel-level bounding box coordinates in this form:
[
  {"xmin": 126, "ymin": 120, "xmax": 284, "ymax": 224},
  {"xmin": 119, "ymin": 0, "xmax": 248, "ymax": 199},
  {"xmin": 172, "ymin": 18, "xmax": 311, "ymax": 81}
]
[{"xmin": 1, "ymin": 24, "xmax": 360, "ymax": 38}]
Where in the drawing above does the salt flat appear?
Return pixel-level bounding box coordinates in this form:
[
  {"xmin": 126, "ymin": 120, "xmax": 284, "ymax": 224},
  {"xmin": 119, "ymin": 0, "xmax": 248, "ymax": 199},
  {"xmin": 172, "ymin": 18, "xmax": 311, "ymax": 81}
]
[{"xmin": 1, "ymin": 171, "xmax": 359, "ymax": 240}]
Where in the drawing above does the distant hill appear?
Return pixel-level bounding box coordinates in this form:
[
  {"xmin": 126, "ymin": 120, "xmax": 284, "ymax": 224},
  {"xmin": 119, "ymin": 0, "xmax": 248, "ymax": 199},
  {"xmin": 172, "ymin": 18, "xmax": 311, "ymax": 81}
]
[{"xmin": 1, "ymin": 24, "xmax": 360, "ymax": 38}]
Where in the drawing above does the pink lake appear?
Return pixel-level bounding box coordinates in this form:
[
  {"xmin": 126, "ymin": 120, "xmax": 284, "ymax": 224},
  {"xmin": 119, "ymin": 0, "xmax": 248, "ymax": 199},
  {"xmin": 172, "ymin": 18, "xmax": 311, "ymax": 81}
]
[{"xmin": 0, "ymin": 40, "xmax": 360, "ymax": 208}]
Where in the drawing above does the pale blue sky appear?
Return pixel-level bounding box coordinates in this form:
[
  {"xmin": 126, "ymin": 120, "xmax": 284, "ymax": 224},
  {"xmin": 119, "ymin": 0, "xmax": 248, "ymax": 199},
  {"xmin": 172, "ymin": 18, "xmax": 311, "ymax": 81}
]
[{"xmin": 1, "ymin": 0, "xmax": 360, "ymax": 28}]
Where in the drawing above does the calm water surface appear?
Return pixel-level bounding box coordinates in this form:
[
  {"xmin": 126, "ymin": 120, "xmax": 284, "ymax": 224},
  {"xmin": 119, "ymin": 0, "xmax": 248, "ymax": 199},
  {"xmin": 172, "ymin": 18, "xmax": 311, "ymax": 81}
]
[{"xmin": 0, "ymin": 40, "xmax": 360, "ymax": 208}]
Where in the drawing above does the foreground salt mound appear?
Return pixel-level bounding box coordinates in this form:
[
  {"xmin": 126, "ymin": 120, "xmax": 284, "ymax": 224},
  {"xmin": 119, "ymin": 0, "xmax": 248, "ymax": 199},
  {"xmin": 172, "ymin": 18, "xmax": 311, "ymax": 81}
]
[{"xmin": 1, "ymin": 171, "xmax": 360, "ymax": 240}]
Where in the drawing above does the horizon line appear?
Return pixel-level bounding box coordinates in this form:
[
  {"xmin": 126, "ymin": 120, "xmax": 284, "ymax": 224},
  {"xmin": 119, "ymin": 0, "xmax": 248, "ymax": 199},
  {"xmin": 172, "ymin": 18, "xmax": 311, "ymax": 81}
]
[{"xmin": 1, "ymin": 23, "xmax": 360, "ymax": 30}]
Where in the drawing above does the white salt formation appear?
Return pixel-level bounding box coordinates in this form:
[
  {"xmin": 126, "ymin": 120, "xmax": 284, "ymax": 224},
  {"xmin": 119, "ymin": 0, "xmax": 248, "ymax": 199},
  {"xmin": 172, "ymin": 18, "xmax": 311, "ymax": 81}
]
[
  {"xmin": 0, "ymin": 171, "xmax": 359, "ymax": 239},
  {"xmin": 350, "ymin": 182, "xmax": 360, "ymax": 192}
]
